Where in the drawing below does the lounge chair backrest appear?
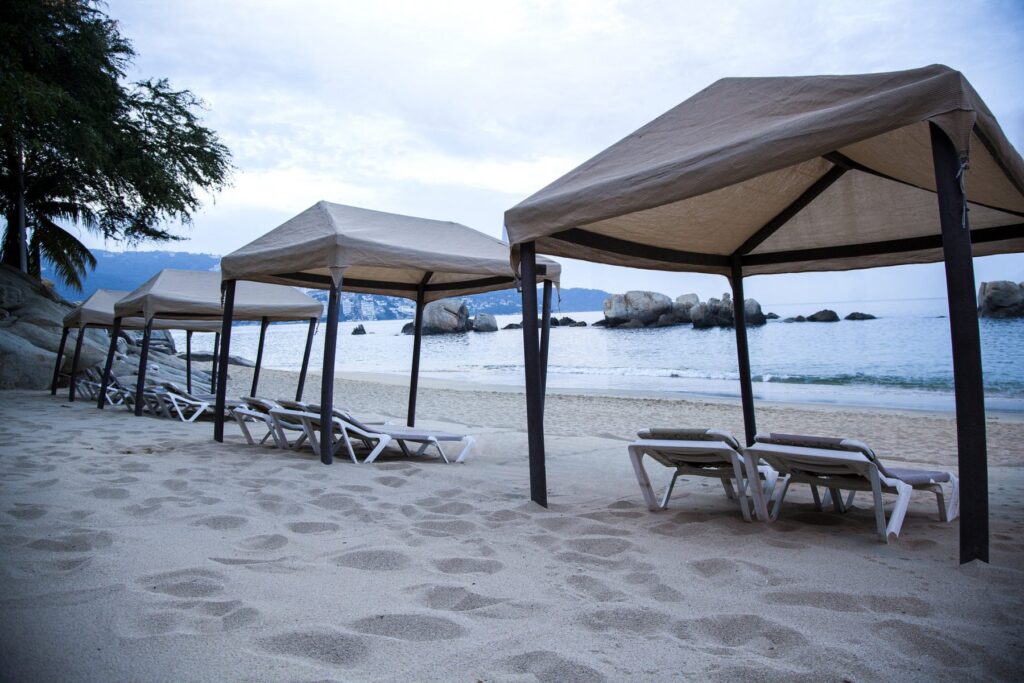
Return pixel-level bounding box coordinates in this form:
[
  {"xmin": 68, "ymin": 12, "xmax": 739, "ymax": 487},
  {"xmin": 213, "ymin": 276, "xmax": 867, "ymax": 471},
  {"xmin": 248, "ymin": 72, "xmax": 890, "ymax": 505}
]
[
  {"xmin": 276, "ymin": 399, "xmax": 308, "ymax": 412},
  {"xmin": 638, "ymin": 428, "xmax": 742, "ymax": 451},
  {"xmin": 753, "ymin": 432, "xmax": 893, "ymax": 477},
  {"xmin": 241, "ymin": 396, "xmax": 279, "ymax": 414},
  {"xmin": 306, "ymin": 403, "xmax": 376, "ymax": 434}
]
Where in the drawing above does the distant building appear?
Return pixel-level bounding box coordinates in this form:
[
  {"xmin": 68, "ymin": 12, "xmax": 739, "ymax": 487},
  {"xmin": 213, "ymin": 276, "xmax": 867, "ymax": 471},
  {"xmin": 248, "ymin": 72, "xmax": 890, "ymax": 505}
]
[
  {"xmin": 359, "ymin": 298, "xmax": 375, "ymax": 320},
  {"xmin": 341, "ymin": 297, "xmax": 353, "ymax": 317}
]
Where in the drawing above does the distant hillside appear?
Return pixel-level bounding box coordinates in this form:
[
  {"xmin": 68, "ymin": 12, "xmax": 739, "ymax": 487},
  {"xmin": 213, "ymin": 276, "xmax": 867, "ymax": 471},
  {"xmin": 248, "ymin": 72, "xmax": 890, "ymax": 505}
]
[{"xmin": 43, "ymin": 249, "xmax": 610, "ymax": 318}]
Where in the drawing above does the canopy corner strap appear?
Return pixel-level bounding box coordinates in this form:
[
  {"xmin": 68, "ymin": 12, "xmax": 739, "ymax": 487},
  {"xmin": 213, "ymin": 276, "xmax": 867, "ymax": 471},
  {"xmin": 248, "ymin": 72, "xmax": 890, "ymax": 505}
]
[{"xmin": 520, "ymin": 128, "xmax": 993, "ymax": 562}]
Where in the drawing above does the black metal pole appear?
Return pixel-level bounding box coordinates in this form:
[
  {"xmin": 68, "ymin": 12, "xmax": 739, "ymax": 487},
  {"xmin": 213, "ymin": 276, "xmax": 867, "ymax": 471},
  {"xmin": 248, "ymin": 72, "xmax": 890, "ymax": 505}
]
[
  {"xmin": 250, "ymin": 316, "xmax": 269, "ymax": 397},
  {"xmin": 319, "ymin": 279, "xmax": 342, "ymax": 465},
  {"xmin": 407, "ymin": 281, "xmax": 427, "ymax": 427},
  {"xmin": 930, "ymin": 122, "xmax": 988, "ymax": 564},
  {"xmin": 730, "ymin": 257, "xmax": 757, "ymax": 446},
  {"xmin": 296, "ymin": 317, "xmax": 316, "ymax": 402},
  {"xmin": 186, "ymin": 331, "xmax": 193, "ymax": 395},
  {"xmin": 51, "ymin": 327, "xmax": 70, "ymax": 395},
  {"xmin": 520, "ymin": 243, "xmax": 547, "ymax": 506},
  {"xmin": 214, "ymin": 280, "xmax": 236, "ymax": 442},
  {"xmin": 97, "ymin": 317, "xmax": 121, "ymax": 410},
  {"xmin": 68, "ymin": 326, "xmax": 87, "ymax": 402},
  {"xmin": 133, "ymin": 318, "xmax": 154, "ymax": 416},
  {"xmin": 540, "ymin": 280, "xmax": 552, "ymax": 408},
  {"xmin": 210, "ymin": 332, "xmax": 221, "ymax": 394}
]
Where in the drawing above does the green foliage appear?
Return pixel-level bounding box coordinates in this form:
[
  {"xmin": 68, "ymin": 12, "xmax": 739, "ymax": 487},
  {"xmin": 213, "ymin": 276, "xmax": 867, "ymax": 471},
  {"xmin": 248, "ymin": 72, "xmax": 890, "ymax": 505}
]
[{"xmin": 0, "ymin": 0, "xmax": 232, "ymax": 288}]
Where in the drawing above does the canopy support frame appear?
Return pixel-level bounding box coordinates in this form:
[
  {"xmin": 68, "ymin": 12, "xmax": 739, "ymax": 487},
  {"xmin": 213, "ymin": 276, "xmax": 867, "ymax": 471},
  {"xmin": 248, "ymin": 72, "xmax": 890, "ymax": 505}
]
[
  {"xmin": 296, "ymin": 317, "xmax": 317, "ymax": 402},
  {"xmin": 186, "ymin": 331, "xmax": 193, "ymax": 395},
  {"xmin": 68, "ymin": 325, "xmax": 87, "ymax": 402},
  {"xmin": 133, "ymin": 318, "xmax": 154, "ymax": 417},
  {"xmin": 408, "ymin": 271, "xmax": 433, "ymax": 427},
  {"xmin": 319, "ymin": 279, "xmax": 343, "ymax": 465},
  {"xmin": 931, "ymin": 122, "xmax": 989, "ymax": 564},
  {"xmin": 540, "ymin": 279, "xmax": 552, "ymax": 413},
  {"xmin": 97, "ymin": 317, "xmax": 121, "ymax": 410},
  {"xmin": 729, "ymin": 258, "xmax": 757, "ymax": 446},
  {"xmin": 51, "ymin": 327, "xmax": 70, "ymax": 395},
  {"xmin": 213, "ymin": 280, "xmax": 236, "ymax": 442},
  {"xmin": 520, "ymin": 242, "xmax": 547, "ymax": 507},
  {"xmin": 251, "ymin": 316, "xmax": 270, "ymax": 397},
  {"xmin": 211, "ymin": 333, "xmax": 221, "ymax": 394}
]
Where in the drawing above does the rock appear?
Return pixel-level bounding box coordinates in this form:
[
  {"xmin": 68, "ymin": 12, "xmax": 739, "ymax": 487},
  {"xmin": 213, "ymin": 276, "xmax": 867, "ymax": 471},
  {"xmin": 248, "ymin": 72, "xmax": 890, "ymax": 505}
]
[
  {"xmin": 410, "ymin": 298, "xmax": 471, "ymax": 335},
  {"xmin": 592, "ymin": 319, "xmax": 609, "ymax": 327},
  {"xmin": 845, "ymin": 312, "xmax": 877, "ymax": 321},
  {"xmin": 603, "ymin": 290, "xmax": 673, "ymax": 327},
  {"xmin": 978, "ymin": 281, "xmax": 1024, "ymax": 318},
  {"xmin": 691, "ymin": 293, "xmax": 734, "ymax": 329},
  {"xmin": 0, "ymin": 327, "xmax": 56, "ymax": 389},
  {"xmin": 571, "ymin": 321, "xmax": 587, "ymax": 327},
  {"xmin": 652, "ymin": 313, "xmax": 680, "ymax": 327},
  {"xmin": 765, "ymin": 312, "xmax": 779, "ymax": 319},
  {"xmin": 548, "ymin": 317, "xmax": 560, "ymax": 327},
  {"xmin": 670, "ymin": 293, "xmax": 700, "ymax": 324},
  {"xmin": 351, "ymin": 324, "xmax": 366, "ymax": 335},
  {"xmin": 783, "ymin": 316, "xmax": 806, "ymax": 323},
  {"xmin": 0, "ymin": 265, "xmax": 74, "ymax": 389},
  {"xmin": 617, "ymin": 320, "xmax": 644, "ymax": 329},
  {"xmin": 184, "ymin": 352, "xmax": 255, "ymax": 367},
  {"xmin": 502, "ymin": 323, "xmax": 522, "ymax": 330},
  {"xmin": 558, "ymin": 316, "xmax": 577, "ymax": 326},
  {"xmin": 472, "ymin": 314, "xmax": 498, "ymax": 332},
  {"xmin": 807, "ymin": 309, "xmax": 840, "ymax": 322},
  {"xmin": 744, "ymin": 298, "xmax": 767, "ymax": 326},
  {"xmin": 676, "ymin": 293, "xmax": 699, "ymax": 308}
]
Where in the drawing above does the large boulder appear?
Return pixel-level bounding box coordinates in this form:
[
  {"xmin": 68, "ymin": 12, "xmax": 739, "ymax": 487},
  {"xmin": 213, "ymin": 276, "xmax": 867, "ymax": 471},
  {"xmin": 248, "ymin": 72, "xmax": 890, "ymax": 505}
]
[
  {"xmin": 807, "ymin": 309, "xmax": 840, "ymax": 322},
  {"xmin": 744, "ymin": 298, "xmax": 767, "ymax": 326},
  {"xmin": 845, "ymin": 312, "xmax": 877, "ymax": 321},
  {"xmin": 403, "ymin": 298, "xmax": 471, "ymax": 335},
  {"xmin": 351, "ymin": 324, "xmax": 367, "ymax": 335},
  {"xmin": 978, "ymin": 281, "xmax": 1024, "ymax": 318},
  {"xmin": 672, "ymin": 293, "xmax": 700, "ymax": 323},
  {"xmin": 691, "ymin": 293, "xmax": 734, "ymax": 329},
  {"xmin": 0, "ymin": 265, "xmax": 74, "ymax": 389},
  {"xmin": 472, "ymin": 314, "xmax": 498, "ymax": 332},
  {"xmin": 603, "ymin": 291, "xmax": 673, "ymax": 327}
]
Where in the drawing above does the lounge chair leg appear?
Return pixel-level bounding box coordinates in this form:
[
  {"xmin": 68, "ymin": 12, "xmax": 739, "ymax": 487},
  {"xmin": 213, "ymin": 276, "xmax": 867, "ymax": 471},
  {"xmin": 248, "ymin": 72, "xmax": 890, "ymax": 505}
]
[
  {"xmin": 720, "ymin": 478, "xmax": 736, "ymax": 499},
  {"xmin": 730, "ymin": 456, "xmax": 752, "ymax": 522},
  {"xmin": 868, "ymin": 468, "xmax": 888, "ymax": 542},
  {"xmin": 811, "ymin": 485, "xmax": 823, "ymax": 511},
  {"xmin": 660, "ymin": 471, "xmax": 681, "ymax": 510},
  {"xmin": 627, "ymin": 447, "xmax": 662, "ymax": 511},
  {"xmin": 845, "ymin": 490, "xmax": 857, "ymax": 509},
  {"xmin": 885, "ymin": 481, "xmax": 912, "ymax": 542},
  {"xmin": 769, "ymin": 475, "xmax": 791, "ymax": 521},
  {"xmin": 364, "ymin": 435, "xmax": 391, "ymax": 464},
  {"xmin": 946, "ymin": 474, "xmax": 959, "ymax": 521},
  {"xmin": 743, "ymin": 456, "xmax": 770, "ymax": 522},
  {"xmin": 830, "ymin": 488, "xmax": 846, "ymax": 513},
  {"xmin": 454, "ymin": 436, "xmax": 474, "ymax": 463}
]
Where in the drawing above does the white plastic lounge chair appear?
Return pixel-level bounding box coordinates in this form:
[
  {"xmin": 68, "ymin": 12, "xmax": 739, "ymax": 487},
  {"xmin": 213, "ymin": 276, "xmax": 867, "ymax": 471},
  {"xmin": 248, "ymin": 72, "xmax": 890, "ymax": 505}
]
[
  {"xmin": 745, "ymin": 432, "xmax": 959, "ymax": 543},
  {"xmin": 627, "ymin": 428, "xmax": 776, "ymax": 522},
  {"xmin": 155, "ymin": 383, "xmax": 211, "ymax": 422},
  {"xmin": 231, "ymin": 396, "xmax": 289, "ymax": 448}
]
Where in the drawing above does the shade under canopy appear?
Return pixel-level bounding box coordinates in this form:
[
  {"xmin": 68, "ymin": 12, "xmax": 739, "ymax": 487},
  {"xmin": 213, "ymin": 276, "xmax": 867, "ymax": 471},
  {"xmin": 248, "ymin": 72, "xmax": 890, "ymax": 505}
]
[
  {"xmin": 64, "ymin": 289, "xmax": 222, "ymax": 332},
  {"xmin": 114, "ymin": 269, "xmax": 323, "ymax": 322},
  {"xmin": 220, "ymin": 201, "xmax": 561, "ymax": 299},
  {"xmin": 504, "ymin": 64, "xmax": 1024, "ymax": 274}
]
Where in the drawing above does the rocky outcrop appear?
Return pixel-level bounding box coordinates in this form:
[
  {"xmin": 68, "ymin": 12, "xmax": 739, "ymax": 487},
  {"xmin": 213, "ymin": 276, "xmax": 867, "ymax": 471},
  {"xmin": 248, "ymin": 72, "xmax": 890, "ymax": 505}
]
[
  {"xmin": 183, "ymin": 352, "xmax": 255, "ymax": 368},
  {"xmin": 402, "ymin": 298, "xmax": 472, "ymax": 335},
  {"xmin": 765, "ymin": 312, "xmax": 780, "ymax": 320},
  {"xmin": 691, "ymin": 294, "xmax": 735, "ymax": 329},
  {"xmin": 978, "ymin": 281, "xmax": 1024, "ymax": 318},
  {"xmin": 472, "ymin": 314, "xmax": 498, "ymax": 332},
  {"xmin": 744, "ymin": 298, "xmax": 767, "ymax": 326},
  {"xmin": 845, "ymin": 312, "xmax": 876, "ymax": 321},
  {"xmin": 599, "ymin": 289, "xmax": 766, "ymax": 330},
  {"xmin": 351, "ymin": 324, "xmax": 366, "ymax": 335},
  {"xmin": 604, "ymin": 291, "xmax": 673, "ymax": 327},
  {"xmin": 503, "ymin": 322, "xmax": 522, "ymax": 330},
  {"xmin": 807, "ymin": 309, "xmax": 840, "ymax": 322},
  {"xmin": 784, "ymin": 316, "xmax": 806, "ymax": 323}
]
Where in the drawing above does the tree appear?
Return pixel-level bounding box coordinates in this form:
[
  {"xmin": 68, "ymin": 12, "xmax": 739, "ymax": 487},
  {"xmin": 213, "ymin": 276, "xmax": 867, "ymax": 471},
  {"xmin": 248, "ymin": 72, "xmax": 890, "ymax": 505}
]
[{"xmin": 0, "ymin": 0, "xmax": 232, "ymax": 289}]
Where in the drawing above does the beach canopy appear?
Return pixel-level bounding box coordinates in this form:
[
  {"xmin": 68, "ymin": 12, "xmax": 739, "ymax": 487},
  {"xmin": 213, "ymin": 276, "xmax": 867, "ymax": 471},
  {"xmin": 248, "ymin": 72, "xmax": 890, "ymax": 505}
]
[
  {"xmin": 505, "ymin": 65, "xmax": 1023, "ymax": 565},
  {"xmin": 220, "ymin": 201, "xmax": 561, "ymax": 301},
  {"xmin": 63, "ymin": 289, "xmax": 221, "ymax": 332},
  {"xmin": 114, "ymin": 269, "xmax": 323, "ymax": 322},
  {"xmin": 505, "ymin": 64, "xmax": 1024, "ymax": 274}
]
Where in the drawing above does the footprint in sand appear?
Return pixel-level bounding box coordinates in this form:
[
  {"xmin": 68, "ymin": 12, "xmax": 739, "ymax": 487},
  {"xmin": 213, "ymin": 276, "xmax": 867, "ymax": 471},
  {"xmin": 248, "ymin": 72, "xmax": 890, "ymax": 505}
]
[
  {"xmin": 688, "ymin": 557, "xmax": 781, "ymax": 586},
  {"xmin": 566, "ymin": 575, "xmax": 627, "ymax": 603},
  {"xmin": 673, "ymin": 614, "xmax": 807, "ymax": 657},
  {"xmin": 562, "ymin": 537, "xmax": 633, "ymax": 558},
  {"xmin": 873, "ymin": 619, "xmax": 972, "ymax": 668},
  {"xmin": 259, "ymin": 627, "xmax": 370, "ymax": 667},
  {"xmin": 141, "ymin": 568, "xmax": 225, "ymax": 599},
  {"xmin": 414, "ymin": 520, "xmax": 478, "ymax": 537},
  {"xmin": 311, "ymin": 493, "xmax": 360, "ymax": 511},
  {"xmin": 192, "ymin": 515, "xmax": 247, "ymax": 530},
  {"xmin": 334, "ymin": 549, "xmax": 412, "ymax": 571},
  {"xmin": 374, "ymin": 476, "xmax": 407, "ymax": 488},
  {"xmin": 763, "ymin": 590, "xmax": 931, "ymax": 617},
  {"xmin": 410, "ymin": 584, "xmax": 505, "ymax": 612},
  {"xmin": 349, "ymin": 614, "xmax": 467, "ymax": 641},
  {"xmin": 161, "ymin": 479, "xmax": 189, "ymax": 491},
  {"xmin": 287, "ymin": 522, "xmax": 340, "ymax": 534},
  {"xmin": 27, "ymin": 529, "xmax": 113, "ymax": 553},
  {"xmin": 580, "ymin": 607, "xmax": 671, "ymax": 635},
  {"xmin": 6, "ymin": 504, "xmax": 48, "ymax": 520},
  {"xmin": 236, "ymin": 534, "xmax": 289, "ymax": 551},
  {"xmin": 432, "ymin": 557, "xmax": 503, "ymax": 575},
  {"xmin": 89, "ymin": 486, "xmax": 130, "ymax": 500},
  {"xmin": 504, "ymin": 650, "xmax": 607, "ymax": 683}
]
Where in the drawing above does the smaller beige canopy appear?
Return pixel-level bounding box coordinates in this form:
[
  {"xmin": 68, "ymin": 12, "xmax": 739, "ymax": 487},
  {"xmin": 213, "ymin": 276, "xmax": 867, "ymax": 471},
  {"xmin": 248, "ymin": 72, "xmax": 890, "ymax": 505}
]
[
  {"xmin": 114, "ymin": 269, "xmax": 323, "ymax": 322},
  {"xmin": 64, "ymin": 289, "xmax": 222, "ymax": 332},
  {"xmin": 220, "ymin": 202, "xmax": 560, "ymax": 301}
]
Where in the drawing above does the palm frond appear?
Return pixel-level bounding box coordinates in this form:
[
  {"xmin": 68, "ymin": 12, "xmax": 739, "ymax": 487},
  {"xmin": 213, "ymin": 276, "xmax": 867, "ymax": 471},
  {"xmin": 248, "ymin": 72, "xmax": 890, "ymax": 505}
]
[{"xmin": 29, "ymin": 218, "xmax": 96, "ymax": 291}]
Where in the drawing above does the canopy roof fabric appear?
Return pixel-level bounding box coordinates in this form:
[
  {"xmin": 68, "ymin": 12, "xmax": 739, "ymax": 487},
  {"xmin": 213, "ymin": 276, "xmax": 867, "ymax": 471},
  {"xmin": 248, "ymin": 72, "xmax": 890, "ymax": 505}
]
[
  {"xmin": 63, "ymin": 289, "xmax": 223, "ymax": 332},
  {"xmin": 220, "ymin": 202, "xmax": 561, "ymax": 302},
  {"xmin": 504, "ymin": 65, "xmax": 1024, "ymax": 276},
  {"xmin": 114, "ymin": 270, "xmax": 323, "ymax": 322}
]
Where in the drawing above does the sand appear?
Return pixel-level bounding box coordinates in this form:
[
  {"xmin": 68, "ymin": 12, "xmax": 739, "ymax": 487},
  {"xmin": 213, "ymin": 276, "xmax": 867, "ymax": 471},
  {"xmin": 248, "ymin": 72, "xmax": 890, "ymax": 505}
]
[{"xmin": 1, "ymin": 368, "xmax": 1022, "ymax": 681}]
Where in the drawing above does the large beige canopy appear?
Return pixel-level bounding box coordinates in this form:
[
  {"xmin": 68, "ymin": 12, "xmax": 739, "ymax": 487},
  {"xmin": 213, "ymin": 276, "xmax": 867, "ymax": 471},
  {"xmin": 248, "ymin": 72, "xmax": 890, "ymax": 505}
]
[
  {"xmin": 504, "ymin": 64, "xmax": 1024, "ymax": 275},
  {"xmin": 220, "ymin": 201, "xmax": 561, "ymax": 301},
  {"xmin": 64, "ymin": 289, "xmax": 222, "ymax": 332},
  {"xmin": 114, "ymin": 269, "xmax": 323, "ymax": 322}
]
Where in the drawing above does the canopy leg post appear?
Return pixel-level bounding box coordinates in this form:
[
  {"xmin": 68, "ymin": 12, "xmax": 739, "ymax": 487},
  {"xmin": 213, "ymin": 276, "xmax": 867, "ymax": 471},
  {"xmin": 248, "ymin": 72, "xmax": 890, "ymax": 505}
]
[
  {"xmin": 134, "ymin": 319, "xmax": 154, "ymax": 417},
  {"xmin": 319, "ymin": 279, "xmax": 343, "ymax": 465},
  {"xmin": 51, "ymin": 327, "xmax": 70, "ymax": 395},
  {"xmin": 407, "ymin": 277, "xmax": 428, "ymax": 427},
  {"xmin": 540, "ymin": 279, "xmax": 552, "ymax": 415},
  {"xmin": 214, "ymin": 280, "xmax": 236, "ymax": 442},
  {"xmin": 521, "ymin": 242, "xmax": 547, "ymax": 507},
  {"xmin": 251, "ymin": 316, "xmax": 269, "ymax": 397},
  {"xmin": 730, "ymin": 258, "xmax": 757, "ymax": 446},
  {"xmin": 185, "ymin": 331, "xmax": 193, "ymax": 395},
  {"xmin": 97, "ymin": 317, "xmax": 121, "ymax": 410},
  {"xmin": 296, "ymin": 317, "xmax": 316, "ymax": 401},
  {"xmin": 68, "ymin": 326, "xmax": 87, "ymax": 402},
  {"xmin": 211, "ymin": 333, "xmax": 220, "ymax": 394},
  {"xmin": 930, "ymin": 122, "xmax": 988, "ymax": 564}
]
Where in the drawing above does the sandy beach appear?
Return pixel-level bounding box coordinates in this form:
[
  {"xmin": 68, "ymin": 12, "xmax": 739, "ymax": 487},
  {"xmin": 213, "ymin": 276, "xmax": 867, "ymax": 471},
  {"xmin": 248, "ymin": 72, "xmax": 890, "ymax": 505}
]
[{"xmin": 1, "ymin": 368, "xmax": 1022, "ymax": 681}]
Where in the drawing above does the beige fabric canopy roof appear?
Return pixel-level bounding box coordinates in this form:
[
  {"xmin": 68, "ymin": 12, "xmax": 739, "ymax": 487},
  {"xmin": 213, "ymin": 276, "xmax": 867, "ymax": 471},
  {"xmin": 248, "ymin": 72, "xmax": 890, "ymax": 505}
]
[
  {"xmin": 64, "ymin": 289, "xmax": 222, "ymax": 332},
  {"xmin": 220, "ymin": 202, "xmax": 561, "ymax": 302},
  {"xmin": 504, "ymin": 64, "xmax": 1024, "ymax": 275},
  {"xmin": 114, "ymin": 270, "xmax": 323, "ymax": 322}
]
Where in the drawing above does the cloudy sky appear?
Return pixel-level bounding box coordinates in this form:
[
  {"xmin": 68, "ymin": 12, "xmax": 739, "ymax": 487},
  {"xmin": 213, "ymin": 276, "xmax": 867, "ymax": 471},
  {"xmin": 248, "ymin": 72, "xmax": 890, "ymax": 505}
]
[{"xmin": 94, "ymin": 0, "xmax": 1024, "ymax": 305}]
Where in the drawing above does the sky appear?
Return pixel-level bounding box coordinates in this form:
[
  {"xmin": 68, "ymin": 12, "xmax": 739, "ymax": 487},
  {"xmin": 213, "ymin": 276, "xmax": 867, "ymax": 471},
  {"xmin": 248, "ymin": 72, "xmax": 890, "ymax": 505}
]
[{"xmin": 89, "ymin": 0, "xmax": 1024, "ymax": 306}]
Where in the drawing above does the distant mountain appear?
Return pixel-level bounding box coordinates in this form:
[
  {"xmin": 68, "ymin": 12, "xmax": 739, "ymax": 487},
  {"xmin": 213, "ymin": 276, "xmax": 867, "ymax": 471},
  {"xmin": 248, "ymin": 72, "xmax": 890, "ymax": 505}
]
[{"xmin": 43, "ymin": 249, "xmax": 610, "ymax": 318}]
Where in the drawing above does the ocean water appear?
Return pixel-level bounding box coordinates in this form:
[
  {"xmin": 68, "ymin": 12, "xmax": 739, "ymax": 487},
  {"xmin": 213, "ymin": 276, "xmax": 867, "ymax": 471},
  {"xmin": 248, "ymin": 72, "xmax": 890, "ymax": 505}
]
[{"xmin": 171, "ymin": 297, "xmax": 1024, "ymax": 413}]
